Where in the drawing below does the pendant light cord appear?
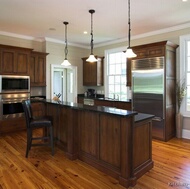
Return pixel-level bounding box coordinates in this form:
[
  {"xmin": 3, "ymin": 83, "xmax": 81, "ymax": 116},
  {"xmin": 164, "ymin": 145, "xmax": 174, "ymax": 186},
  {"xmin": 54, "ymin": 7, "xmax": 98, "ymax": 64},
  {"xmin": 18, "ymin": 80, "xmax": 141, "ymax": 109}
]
[
  {"xmin": 64, "ymin": 22, "xmax": 69, "ymax": 59},
  {"xmin": 89, "ymin": 10, "xmax": 95, "ymax": 55},
  {"xmin": 128, "ymin": 0, "xmax": 131, "ymax": 48}
]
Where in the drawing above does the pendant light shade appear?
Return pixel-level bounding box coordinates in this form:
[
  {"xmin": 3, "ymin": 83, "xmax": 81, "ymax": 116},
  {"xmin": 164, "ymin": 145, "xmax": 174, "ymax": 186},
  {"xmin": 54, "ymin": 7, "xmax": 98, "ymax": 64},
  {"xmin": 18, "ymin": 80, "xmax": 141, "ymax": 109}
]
[
  {"xmin": 125, "ymin": 0, "xmax": 137, "ymax": 58},
  {"xmin": 86, "ymin": 9, "xmax": 98, "ymax": 62},
  {"xmin": 61, "ymin": 21, "xmax": 71, "ymax": 66}
]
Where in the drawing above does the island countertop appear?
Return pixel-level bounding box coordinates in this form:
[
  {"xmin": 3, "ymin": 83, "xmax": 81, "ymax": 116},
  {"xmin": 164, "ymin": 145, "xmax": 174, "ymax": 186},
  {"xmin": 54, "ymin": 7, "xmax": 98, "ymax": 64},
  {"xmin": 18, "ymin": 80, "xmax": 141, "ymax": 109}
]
[{"xmin": 40, "ymin": 99, "xmax": 138, "ymax": 117}]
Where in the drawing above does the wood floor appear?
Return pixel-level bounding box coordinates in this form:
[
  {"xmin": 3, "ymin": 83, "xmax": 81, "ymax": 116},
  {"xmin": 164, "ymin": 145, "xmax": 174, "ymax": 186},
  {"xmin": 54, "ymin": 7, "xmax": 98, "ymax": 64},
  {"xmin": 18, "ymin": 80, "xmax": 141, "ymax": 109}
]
[{"xmin": 0, "ymin": 131, "xmax": 190, "ymax": 189}]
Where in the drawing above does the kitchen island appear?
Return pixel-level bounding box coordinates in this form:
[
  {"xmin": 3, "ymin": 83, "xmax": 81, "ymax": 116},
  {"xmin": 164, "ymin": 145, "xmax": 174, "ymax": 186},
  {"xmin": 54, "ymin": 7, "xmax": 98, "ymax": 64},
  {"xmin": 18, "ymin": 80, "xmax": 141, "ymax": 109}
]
[{"xmin": 32, "ymin": 99, "xmax": 154, "ymax": 188}]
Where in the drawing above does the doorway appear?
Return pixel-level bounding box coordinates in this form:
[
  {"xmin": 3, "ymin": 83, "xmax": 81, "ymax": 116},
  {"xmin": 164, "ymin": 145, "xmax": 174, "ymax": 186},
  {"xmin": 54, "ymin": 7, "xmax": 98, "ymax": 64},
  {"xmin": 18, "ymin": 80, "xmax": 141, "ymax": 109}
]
[{"xmin": 51, "ymin": 64, "xmax": 77, "ymax": 103}]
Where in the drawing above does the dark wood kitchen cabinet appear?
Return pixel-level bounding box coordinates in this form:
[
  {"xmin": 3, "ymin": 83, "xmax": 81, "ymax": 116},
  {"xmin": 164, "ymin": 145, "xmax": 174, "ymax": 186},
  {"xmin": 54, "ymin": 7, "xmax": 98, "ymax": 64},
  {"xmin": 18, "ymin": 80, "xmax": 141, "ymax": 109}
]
[
  {"xmin": 30, "ymin": 51, "xmax": 48, "ymax": 86},
  {"xmin": 0, "ymin": 44, "xmax": 32, "ymax": 75},
  {"xmin": 127, "ymin": 41, "xmax": 169, "ymax": 86},
  {"xmin": 127, "ymin": 41, "xmax": 178, "ymax": 141},
  {"xmin": 82, "ymin": 56, "xmax": 104, "ymax": 86}
]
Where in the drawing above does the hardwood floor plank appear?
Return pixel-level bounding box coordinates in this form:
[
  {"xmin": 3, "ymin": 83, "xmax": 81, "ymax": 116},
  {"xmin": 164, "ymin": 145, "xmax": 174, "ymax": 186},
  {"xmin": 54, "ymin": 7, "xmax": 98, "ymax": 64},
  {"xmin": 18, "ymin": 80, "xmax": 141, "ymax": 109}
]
[{"xmin": 1, "ymin": 131, "xmax": 190, "ymax": 189}]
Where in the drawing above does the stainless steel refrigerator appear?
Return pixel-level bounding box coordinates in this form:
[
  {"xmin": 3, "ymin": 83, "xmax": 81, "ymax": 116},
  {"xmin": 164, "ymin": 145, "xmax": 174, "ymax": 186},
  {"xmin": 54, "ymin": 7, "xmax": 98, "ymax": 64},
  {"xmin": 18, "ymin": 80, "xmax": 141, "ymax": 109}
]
[{"xmin": 131, "ymin": 57, "xmax": 165, "ymax": 138}]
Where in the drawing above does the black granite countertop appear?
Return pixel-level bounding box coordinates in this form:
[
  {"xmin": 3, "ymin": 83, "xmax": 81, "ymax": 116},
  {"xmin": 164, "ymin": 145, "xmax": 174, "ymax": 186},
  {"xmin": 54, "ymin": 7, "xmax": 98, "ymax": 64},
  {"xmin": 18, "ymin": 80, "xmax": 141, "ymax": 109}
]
[
  {"xmin": 78, "ymin": 94, "xmax": 131, "ymax": 103},
  {"xmin": 44, "ymin": 99, "xmax": 137, "ymax": 117},
  {"xmin": 135, "ymin": 113, "xmax": 155, "ymax": 122}
]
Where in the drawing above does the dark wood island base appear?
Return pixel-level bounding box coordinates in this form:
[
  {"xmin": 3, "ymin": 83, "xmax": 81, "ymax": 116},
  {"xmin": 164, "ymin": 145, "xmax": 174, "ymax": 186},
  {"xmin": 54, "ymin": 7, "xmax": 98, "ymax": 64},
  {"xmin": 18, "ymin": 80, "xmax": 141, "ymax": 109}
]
[{"xmin": 34, "ymin": 100, "xmax": 154, "ymax": 188}]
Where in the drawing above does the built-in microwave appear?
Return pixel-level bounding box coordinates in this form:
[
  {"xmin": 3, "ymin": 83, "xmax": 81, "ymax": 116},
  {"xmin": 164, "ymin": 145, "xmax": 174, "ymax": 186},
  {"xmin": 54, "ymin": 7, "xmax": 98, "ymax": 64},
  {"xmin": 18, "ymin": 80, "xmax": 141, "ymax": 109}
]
[{"xmin": 0, "ymin": 75, "xmax": 30, "ymax": 93}]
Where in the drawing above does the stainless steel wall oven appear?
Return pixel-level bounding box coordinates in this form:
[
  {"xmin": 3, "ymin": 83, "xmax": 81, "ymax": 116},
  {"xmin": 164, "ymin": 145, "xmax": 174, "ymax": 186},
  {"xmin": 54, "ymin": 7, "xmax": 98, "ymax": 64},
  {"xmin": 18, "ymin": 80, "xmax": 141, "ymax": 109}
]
[{"xmin": 0, "ymin": 93, "xmax": 30, "ymax": 118}]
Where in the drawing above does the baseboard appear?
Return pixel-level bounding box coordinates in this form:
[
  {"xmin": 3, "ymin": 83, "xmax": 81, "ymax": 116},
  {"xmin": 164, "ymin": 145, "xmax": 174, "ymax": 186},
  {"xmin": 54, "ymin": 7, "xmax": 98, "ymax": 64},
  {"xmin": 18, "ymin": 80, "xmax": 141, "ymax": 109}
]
[{"xmin": 182, "ymin": 129, "xmax": 190, "ymax": 139}]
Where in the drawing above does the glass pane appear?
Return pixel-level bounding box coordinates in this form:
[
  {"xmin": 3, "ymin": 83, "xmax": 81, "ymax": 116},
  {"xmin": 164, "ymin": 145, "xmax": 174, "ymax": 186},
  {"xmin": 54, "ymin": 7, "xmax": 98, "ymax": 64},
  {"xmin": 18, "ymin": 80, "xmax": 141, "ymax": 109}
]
[
  {"xmin": 115, "ymin": 53, "xmax": 121, "ymax": 63},
  {"xmin": 121, "ymin": 75, "xmax": 126, "ymax": 85},
  {"xmin": 109, "ymin": 85, "xmax": 115, "ymax": 94},
  {"xmin": 115, "ymin": 76, "xmax": 120, "ymax": 84},
  {"xmin": 120, "ymin": 95, "xmax": 127, "ymax": 101},
  {"xmin": 115, "ymin": 64, "xmax": 121, "ymax": 74},
  {"xmin": 121, "ymin": 63, "xmax": 126, "ymax": 74},
  {"xmin": 109, "ymin": 65, "xmax": 115, "ymax": 75},
  {"xmin": 109, "ymin": 53, "xmax": 115, "ymax": 64},
  {"xmin": 115, "ymin": 85, "xmax": 120, "ymax": 94},
  {"xmin": 108, "ymin": 76, "xmax": 114, "ymax": 84},
  {"xmin": 121, "ymin": 85, "xmax": 127, "ymax": 95}
]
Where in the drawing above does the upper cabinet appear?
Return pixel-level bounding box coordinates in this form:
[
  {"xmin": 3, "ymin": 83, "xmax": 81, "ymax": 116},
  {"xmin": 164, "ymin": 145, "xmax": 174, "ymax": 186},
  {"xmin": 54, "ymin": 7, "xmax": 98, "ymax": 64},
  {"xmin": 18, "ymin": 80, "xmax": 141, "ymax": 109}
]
[
  {"xmin": 0, "ymin": 44, "xmax": 32, "ymax": 75},
  {"xmin": 126, "ymin": 41, "xmax": 177, "ymax": 86},
  {"xmin": 30, "ymin": 51, "xmax": 48, "ymax": 87},
  {"xmin": 82, "ymin": 56, "xmax": 104, "ymax": 86}
]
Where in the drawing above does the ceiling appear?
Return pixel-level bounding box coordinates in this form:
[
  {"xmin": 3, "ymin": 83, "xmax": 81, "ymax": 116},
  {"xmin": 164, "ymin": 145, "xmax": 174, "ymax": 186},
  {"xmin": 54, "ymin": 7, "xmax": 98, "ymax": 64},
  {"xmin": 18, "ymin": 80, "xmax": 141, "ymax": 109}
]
[{"xmin": 0, "ymin": 0, "xmax": 190, "ymax": 48}]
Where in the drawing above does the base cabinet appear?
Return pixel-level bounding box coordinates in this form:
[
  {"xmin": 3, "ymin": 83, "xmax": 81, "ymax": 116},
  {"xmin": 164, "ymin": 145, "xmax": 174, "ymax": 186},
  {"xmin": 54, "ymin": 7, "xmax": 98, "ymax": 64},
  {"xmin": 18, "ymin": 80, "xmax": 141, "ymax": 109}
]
[{"xmin": 0, "ymin": 117, "xmax": 26, "ymax": 134}]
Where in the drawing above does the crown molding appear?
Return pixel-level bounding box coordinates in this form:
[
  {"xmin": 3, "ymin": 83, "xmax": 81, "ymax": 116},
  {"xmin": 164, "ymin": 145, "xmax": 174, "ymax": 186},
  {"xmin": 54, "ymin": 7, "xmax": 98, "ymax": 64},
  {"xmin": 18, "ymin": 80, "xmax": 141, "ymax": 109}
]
[{"xmin": 0, "ymin": 22, "xmax": 190, "ymax": 49}]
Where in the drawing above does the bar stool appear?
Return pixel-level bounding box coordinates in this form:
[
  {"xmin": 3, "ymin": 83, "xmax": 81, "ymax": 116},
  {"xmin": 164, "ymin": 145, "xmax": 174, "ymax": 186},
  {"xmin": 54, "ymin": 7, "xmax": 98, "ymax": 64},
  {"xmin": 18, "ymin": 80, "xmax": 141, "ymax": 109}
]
[{"xmin": 22, "ymin": 100, "xmax": 54, "ymax": 158}]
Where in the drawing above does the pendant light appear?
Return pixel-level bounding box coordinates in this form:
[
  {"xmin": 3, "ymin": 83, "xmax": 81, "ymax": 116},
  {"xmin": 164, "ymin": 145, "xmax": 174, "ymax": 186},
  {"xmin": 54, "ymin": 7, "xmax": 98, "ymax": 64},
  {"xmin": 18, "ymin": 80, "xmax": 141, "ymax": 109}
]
[
  {"xmin": 61, "ymin": 21, "xmax": 71, "ymax": 66},
  {"xmin": 86, "ymin": 9, "xmax": 98, "ymax": 62},
  {"xmin": 125, "ymin": 0, "xmax": 137, "ymax": 58}
]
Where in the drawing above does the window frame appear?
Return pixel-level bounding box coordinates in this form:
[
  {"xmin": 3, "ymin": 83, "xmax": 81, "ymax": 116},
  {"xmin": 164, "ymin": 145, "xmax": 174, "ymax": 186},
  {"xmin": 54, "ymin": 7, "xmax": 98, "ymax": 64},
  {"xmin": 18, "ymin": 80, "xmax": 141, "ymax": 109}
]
[
  {"xmin": 180, "ymin": 34, "xmax": 190, "ymax": 116},
  {"xmin": 104, "ymin": 47, "xmax": 131, "ymax": 100}
]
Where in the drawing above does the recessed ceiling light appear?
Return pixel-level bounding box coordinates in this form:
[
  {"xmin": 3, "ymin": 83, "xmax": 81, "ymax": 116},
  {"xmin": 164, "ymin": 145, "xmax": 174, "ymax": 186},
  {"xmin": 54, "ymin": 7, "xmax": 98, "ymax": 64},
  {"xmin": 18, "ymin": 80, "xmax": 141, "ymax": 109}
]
[
  {"xmin": 182, "ymin": 0, "xmax": 188, "ymax": 2},
  {"xmin": 83, "ymin": 31, "xmax": 88, "ymax": 34}
]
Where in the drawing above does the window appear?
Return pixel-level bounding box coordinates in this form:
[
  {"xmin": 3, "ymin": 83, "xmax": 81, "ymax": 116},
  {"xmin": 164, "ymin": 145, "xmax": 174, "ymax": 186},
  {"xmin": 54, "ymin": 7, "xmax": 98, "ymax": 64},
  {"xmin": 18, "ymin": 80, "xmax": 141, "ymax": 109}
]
[
  {"xmin": 105, "ymin": 48, "xmax": 130, "ymax": 101},
  {"xmin": 180, "ymin": 35, "xmax": 190, "ymax": 115}
]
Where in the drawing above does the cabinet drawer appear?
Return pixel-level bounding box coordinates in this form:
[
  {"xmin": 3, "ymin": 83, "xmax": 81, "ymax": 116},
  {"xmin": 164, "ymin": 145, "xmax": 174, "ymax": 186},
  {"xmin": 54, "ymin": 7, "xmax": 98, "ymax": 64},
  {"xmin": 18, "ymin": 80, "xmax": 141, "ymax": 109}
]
[{"xmin": 0, "ymin": 117, "xmax": 26, "ymax": 134}]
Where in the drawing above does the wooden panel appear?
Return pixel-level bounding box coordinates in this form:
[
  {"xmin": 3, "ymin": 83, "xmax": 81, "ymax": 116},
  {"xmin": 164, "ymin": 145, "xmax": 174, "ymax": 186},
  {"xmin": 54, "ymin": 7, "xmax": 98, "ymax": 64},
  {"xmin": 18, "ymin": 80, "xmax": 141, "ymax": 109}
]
[
  {"xmin": 30, "ymin": 56, "xmax": 35, "ymax": 83},
  {"xmin": 1, "ymin": 49, "xmax": 15, "ymax": 73},
  {"xmin": 114, "ymin": 101, "xmax": 131, "ymax": 110},
  {"xmin": 35, "ymin": 56, "xmax": 46, "ymax": 84},
  {"xmin": 15, "ymin": 52, "xmax": 29, "ymax": 74},
  {"xmin": 82, "ymin": 57, "xmax": 104, "ymax": 86},
  {"xmin": 94, "ymin": 99, "xmax": 114, "ymax": 107},
  {"xmin": 99, "ymin": 114, "xmax": 121, "ymax": 168},
  {"xmin": 0, "ymin": 117, "xmax": 26, "ymax": 134},
  {"xmin": 133, "ymin": 120, "xmax": 151, "ymax": 169},
  {"xmin": 78, "ymin": 111, "xmax": 99, "ymax": 157}
]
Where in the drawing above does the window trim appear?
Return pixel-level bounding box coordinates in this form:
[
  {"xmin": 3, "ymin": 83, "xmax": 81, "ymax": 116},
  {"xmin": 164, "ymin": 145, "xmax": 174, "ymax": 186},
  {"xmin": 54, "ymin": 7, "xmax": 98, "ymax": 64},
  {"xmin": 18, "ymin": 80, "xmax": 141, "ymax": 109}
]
[
  {"xmin": 104, "ymin": 46, "xmax": 131, "ymax": 99},
  {"xmin": 180, "ymin": 34, "xmax": 190, "ymax": 116}
]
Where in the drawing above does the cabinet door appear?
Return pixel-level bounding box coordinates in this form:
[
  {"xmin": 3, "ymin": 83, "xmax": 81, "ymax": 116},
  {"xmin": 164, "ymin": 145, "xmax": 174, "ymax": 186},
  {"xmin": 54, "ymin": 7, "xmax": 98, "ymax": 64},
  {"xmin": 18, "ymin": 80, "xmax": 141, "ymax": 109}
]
[
  {"xmin": 1, "ymin": 49, "xmax": 15, "ymax": 74},
  {"xmin": 83, "ymin": 61, "xmax": 98, "ymax": 85},
  {"xmin": 30, "ymin": 52, "xmax": 47, "ymax": 86},
  {"xmin": 15, "ymin": 51, "xmax": 29, "ymax": 75},
  {"xmin": 82, "ymin": 57, "xmax": 103, "ymax": 86},
  {"xmin": 0, "ymin": 46, "xmax": 30, "ymax": 75}
]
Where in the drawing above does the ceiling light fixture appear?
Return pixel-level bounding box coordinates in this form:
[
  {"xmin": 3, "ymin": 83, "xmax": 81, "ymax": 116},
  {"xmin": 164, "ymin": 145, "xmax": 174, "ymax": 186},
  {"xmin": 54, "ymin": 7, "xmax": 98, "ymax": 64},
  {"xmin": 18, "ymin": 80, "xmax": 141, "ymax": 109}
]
[
  {"xmin": 61, "ymin": 21, "xmax": 71, "ymax": 66},
  {"xmin": 86, "ymin": 9, "xmax": 98, "ymax": 62},
  {"xmin": 125, "ymin": 0, "xmax": 137, "ymax": 58}
]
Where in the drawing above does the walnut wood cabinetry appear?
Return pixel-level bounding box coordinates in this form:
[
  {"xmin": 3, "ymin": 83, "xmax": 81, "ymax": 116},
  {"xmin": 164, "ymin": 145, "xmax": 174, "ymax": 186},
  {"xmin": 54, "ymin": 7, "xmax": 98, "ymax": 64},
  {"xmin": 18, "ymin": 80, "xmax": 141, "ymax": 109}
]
[
  {"xmin": 0, "ymin": 44, "xmax": 32, "ymax": 75},
  {"xmin": 127, "ymin": 41, "xmax": 178, "ymax": 141},
  {"xmin": 82, "ymin": 56, "xmax": 104, "ymax": 86},
  {"xmin": 30, "ymin": 51, "xmax": 48, "ymax": 86},
  {"xmin": 127, "ymin": 41, "xmax": 175, "ymax": 86}
]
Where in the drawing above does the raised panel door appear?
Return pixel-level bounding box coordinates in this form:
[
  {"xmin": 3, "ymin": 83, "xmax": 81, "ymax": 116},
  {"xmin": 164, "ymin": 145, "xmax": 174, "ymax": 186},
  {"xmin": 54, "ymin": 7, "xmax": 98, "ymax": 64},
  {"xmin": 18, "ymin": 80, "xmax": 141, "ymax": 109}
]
[
  {"xmin": 1, "ymin": 49, "xmax": 15, "ymax": 74},
  {"xmin": 15, "ymin": 52, "xmax": 29, "ymax": 75}
]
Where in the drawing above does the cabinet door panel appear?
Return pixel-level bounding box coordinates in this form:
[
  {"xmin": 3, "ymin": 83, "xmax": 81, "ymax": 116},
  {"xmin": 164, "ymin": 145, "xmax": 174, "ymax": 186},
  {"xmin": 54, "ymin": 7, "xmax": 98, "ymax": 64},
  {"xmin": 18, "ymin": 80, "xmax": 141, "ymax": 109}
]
[
  {"xmin": 1, "ymin": 50, "xmax": 15, "ymax": 73},
  {"xmin": 35, "ymin": 56, "xmax": 46, "ymax": 84},
  {"xmin": 16, "ymin": 52, "xmax": 29, "ymax": 74}
]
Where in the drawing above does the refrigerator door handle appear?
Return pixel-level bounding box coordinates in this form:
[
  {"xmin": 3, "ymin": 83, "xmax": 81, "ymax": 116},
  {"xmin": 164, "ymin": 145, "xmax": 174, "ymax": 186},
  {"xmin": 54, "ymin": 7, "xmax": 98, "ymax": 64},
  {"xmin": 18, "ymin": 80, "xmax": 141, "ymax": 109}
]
[{"xmin": 152, "ymin": 117, "xmax": 162, "ymax": 122}]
